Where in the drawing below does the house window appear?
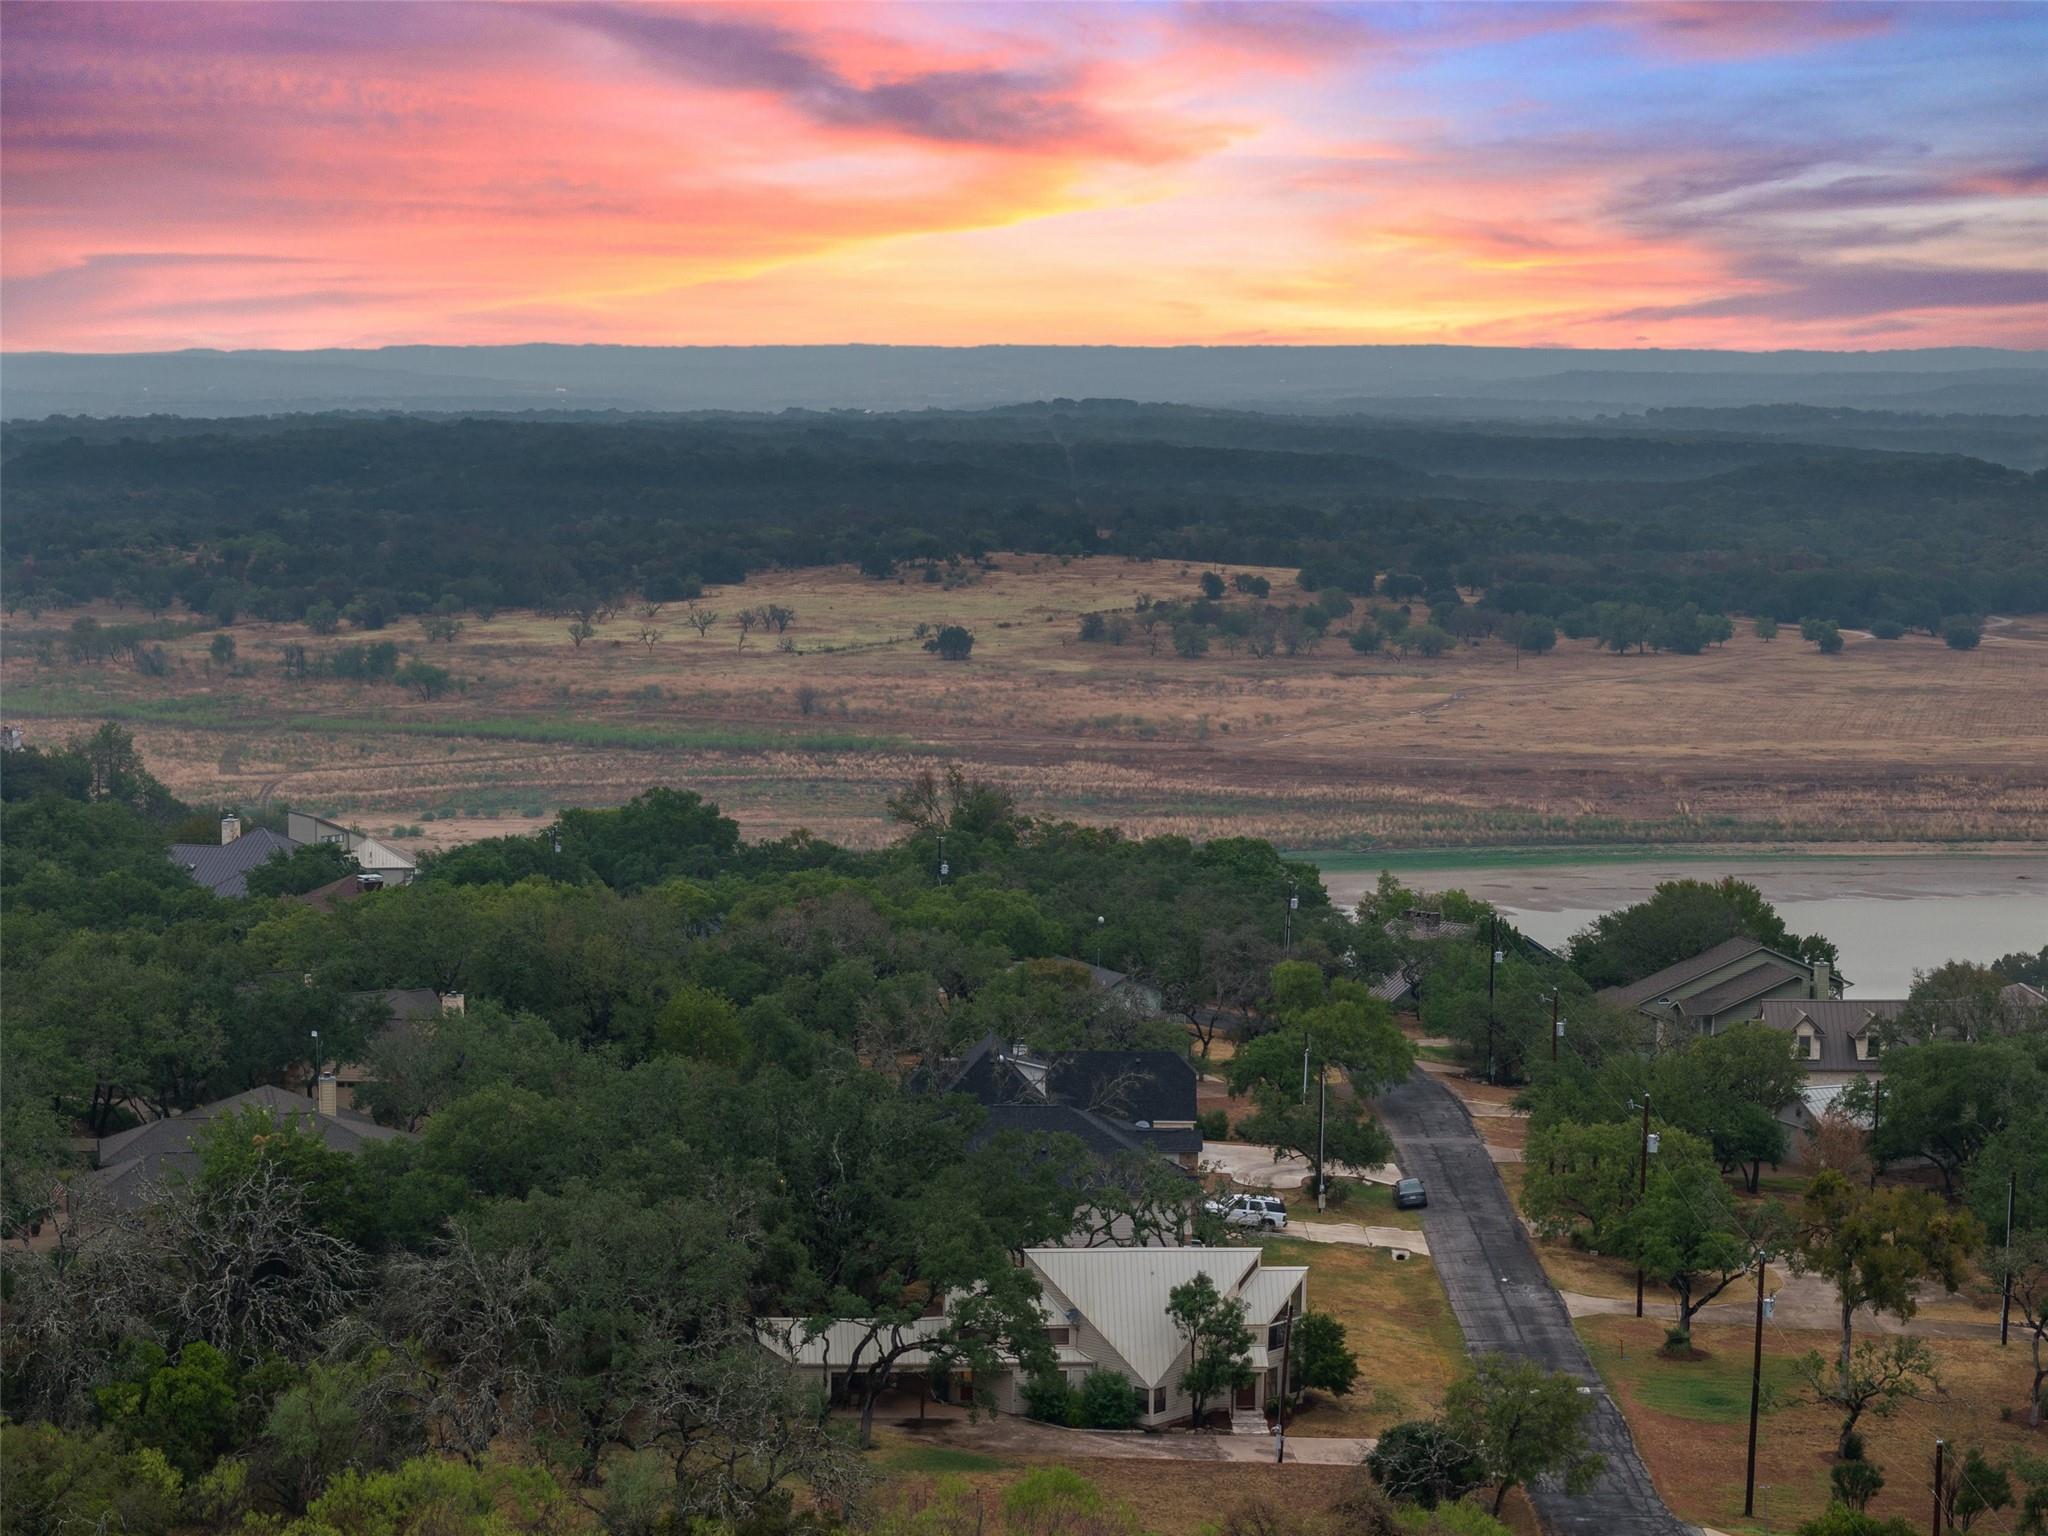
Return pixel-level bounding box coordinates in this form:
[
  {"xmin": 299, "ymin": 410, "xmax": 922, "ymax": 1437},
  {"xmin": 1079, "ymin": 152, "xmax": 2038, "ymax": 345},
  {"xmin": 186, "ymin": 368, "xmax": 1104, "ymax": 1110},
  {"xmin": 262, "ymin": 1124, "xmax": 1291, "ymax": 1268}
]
[
  {"xmin": 1152, "ymin": 1387, "xmax": 1168, "ymax": 1414},
  {"xmin": 1267, "ymin": 1321, "xmax": 1291, "ymax": 1351},
  {"xmin": 1044, "ymin": 1326, "xmax": 1071, "ymax": 1346},
  {"xmin": 1795, "ymin": 1025, "xmax": 1820, "ymax": 1061}
]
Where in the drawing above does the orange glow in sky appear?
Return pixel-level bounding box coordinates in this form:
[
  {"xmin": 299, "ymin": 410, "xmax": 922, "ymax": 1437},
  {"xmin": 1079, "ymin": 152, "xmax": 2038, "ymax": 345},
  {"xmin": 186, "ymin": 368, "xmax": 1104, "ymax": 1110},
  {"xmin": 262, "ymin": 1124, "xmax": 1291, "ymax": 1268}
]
[{"xmin": 3, "ymin": 1, "xmax": 2044, "ymax": 351}]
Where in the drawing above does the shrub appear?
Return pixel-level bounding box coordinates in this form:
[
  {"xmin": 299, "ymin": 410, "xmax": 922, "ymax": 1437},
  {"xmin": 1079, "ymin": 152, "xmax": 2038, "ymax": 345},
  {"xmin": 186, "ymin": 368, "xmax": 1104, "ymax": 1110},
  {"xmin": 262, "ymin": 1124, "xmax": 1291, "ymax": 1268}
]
[
  {"xmin": 1869, "ymin": 620, "xmax": 1904, "ymax": 640},
  {"xmin": 1022, "ymin": 1371, "xmax": 1073, "ymax": 1426},
  {"xmin": 925, "ymin": 625, "xmax": 975, "ymax": 661},
  {"xmin": 1197, "ymin": 1109, "xmax": 1230, "ymax": 1141},
  {"xmin": 1078, "ymin": 612, "xmax": 1107, "ymax": 642},
  {"xmin": 1349, "ymin": 623, "xmax": 1382, "ymax": 654},
  {"xmin": 1944, "ymin": 619, "xmax": 1983, "ymax": 651},
  {"xmin": 1659, "ymin": 1326, "xmax": 1693, "ymax": 1358},
  {"xmin": 1753, "ymin": 614, "xmax": 1779, "ymax": 640},
  {"xmin": 1076, "ymin": 1371, "xmax": 1142, "ymax": 1429},
  {"xmin": 1794, "ymin": 1502, "xmax": 1918, "ymax": 1536},
  {"xmin": 1830, "ymin": 1458, "xmax": 1884, "ymax": 1511},
  {"xmin": 1199, "ymin": 572, "xmax": 1226, "ymax": 600}
]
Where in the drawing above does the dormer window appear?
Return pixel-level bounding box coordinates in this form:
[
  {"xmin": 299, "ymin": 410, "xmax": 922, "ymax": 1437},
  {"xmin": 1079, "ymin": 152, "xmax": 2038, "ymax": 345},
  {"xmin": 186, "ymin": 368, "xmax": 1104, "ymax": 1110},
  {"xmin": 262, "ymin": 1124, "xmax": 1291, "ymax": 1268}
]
[{"xmin": 1794, "ymin": 1022, "xmax": 1821, "ymax": 1061}]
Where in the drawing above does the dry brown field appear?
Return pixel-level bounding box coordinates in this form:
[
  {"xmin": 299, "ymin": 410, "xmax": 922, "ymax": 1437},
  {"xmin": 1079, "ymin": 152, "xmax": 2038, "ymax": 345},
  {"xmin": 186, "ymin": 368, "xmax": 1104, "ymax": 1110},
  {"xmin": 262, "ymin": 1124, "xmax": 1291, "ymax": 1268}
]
[{"xmin": 8, "ymin": 554, "xmax": 2047, "ymax": 854}]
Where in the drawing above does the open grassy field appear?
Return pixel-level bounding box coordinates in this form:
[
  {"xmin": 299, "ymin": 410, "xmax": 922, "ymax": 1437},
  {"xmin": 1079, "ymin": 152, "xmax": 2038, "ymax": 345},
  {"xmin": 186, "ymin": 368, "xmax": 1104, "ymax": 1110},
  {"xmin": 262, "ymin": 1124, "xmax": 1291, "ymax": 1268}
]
[
  {"xmin": 1580, "ymin": 1313, "xmax": 2044, "ymax": 1535},
  {"xmin": 1257, "ymin": 1234, "xmax": 1467, "ymax": 1438},
  {"xmin": 8, "ymin": 554, "xmax": 2048, "ymax": 851}
]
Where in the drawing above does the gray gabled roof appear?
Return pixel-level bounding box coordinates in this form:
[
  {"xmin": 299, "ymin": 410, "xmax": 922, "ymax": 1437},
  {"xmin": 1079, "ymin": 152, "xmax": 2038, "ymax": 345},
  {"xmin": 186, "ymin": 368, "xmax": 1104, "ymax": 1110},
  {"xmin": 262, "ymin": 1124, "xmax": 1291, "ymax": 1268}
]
[
  {"xmin": 1678, "ymin": 960, "xmax": 1807, "ymax": 1019},
  {"xmin": 1600, "ymin": 936, "xmax": 1793, "ymax": 1011},
  {"xmin": 1758, "ymin": 999, "xmax": 1904, "ymax": 1073},
  {"xmin": 94, "ymin": 1085, "xmax": 409, "ymax": 1208},
  {"xmin": 166, "ymin": 829, "xmax": 299, "ymax": 898}
]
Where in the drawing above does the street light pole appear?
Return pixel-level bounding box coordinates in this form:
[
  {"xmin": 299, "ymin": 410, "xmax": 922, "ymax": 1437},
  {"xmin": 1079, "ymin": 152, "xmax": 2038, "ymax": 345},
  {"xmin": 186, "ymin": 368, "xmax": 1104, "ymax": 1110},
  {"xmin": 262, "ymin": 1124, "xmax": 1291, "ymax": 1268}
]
[
  {"xmin": 1095, "ymin": 914, "xmax": 1105, "ymax": 970},
  {"xmin": 1318, "ymin": 1073, "xmax": 1335, "ymax": 1212},
  {"xmin": 937, "ymin": 833, "xmax": 948, "ymax": 883},
  {"xmin": 1744, "ymin": 1253, "xmax": 1766, "ymax": 1518},
  {"xmin": 1637, "ymin": 1093, "xmax": 1652, "ymax": 1318},
  {"xmin": 1486, "ymin": 914, "xmax": 1499, "ymax": 1084},
  {"xmin": 1284, "ymin": 886, "xmax": 1297, "ymax": 950}
]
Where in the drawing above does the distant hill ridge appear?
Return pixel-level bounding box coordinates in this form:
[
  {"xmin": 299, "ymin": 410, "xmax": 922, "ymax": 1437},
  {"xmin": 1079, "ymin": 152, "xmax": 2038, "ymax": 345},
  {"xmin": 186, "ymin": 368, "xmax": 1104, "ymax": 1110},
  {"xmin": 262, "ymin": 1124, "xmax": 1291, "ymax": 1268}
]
[{"xmin": 5, "ymin": 342, "xmax": 2044, "ymax": 420}]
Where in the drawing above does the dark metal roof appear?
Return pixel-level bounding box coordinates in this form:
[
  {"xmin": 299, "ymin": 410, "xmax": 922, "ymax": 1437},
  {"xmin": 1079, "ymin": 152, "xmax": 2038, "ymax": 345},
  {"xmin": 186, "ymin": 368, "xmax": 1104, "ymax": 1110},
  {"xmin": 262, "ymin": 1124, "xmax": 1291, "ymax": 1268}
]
[{"xmin": 166, "ymin": 829, "xmax": 299, "ymax": 898}]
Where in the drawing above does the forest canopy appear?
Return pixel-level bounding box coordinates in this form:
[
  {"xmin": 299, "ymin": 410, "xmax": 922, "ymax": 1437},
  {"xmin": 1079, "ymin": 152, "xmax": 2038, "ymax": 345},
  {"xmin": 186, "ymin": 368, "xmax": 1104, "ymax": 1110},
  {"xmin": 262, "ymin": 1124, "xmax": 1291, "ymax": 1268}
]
[{"xmin": 4, "ymin": 403, "xmax": 2043, "ymax": 630}]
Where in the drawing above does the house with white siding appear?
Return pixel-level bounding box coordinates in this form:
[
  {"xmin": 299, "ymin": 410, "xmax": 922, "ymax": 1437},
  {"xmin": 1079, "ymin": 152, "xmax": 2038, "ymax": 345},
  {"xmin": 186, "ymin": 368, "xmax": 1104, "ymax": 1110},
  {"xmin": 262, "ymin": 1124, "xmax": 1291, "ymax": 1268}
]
[{"xmin": 758, "ymin": 1245, "xmax": 1306, "ymax": 1429}]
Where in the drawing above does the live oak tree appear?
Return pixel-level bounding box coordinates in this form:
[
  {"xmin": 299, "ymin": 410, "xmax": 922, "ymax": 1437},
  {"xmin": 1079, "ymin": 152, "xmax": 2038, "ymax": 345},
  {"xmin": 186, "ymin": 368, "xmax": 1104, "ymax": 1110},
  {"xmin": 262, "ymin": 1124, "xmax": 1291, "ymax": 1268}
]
[
  {"xmin": 1842, "ymin": 1038, "xmax": 2045, "ymax": 1197},
  {"xmin": 1226, "ymin": 970, "xmax": 1413, "ymax": 1195},
  {"xmin": 1521, "ymin": 1120, "xmax": 1714, "ymax": 1251},
  {"xmin": 1622, "ymin": 1170, "xmax": 1788, "ymax": 1337},
  {"xmin": 1795, "ymin": 1337, "xmax": 1940, "ymax": 1461},
  {"xmin": 1795, "ymin": 1169, "xmax": 1980, "ymax": 1451},
  {"xmin": 1443, "ymin": 1353, "xmax": 1604, "ymax": 1516},
  {"xmin": 1166, "ymin": 1272, "xmax": 1255, "ymax": 1426},
  {"xmin": 1367, "ymin": 1419, "xmax": 1485, "ymax": 1509}
]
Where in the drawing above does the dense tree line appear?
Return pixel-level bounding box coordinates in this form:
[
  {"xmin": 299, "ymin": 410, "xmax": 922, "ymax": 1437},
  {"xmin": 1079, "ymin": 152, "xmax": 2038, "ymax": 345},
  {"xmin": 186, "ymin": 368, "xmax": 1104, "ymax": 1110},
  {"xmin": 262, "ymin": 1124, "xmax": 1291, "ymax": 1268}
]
[
  {"xmin": 1, "ymin": 732, "xmax": 1420, "ymax": 1529},
  {"xmin": 4, "ymin": 404, "xmax": 2043, "ymax": 634}
]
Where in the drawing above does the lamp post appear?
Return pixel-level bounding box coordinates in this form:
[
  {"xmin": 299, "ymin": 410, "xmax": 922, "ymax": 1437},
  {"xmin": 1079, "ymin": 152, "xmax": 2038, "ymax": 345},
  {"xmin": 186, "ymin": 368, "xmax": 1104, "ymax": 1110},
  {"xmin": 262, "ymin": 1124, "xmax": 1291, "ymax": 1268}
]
[
  {"xmin": 1318, "ymin": 1073, "xmax": 1335, "ymax": 1212},
  {"xmin": 1486, "ymin": 914, "xmax": 1500, "ymax": 1084},
  {"xmin": 1284, "ymin": 886, "xmax": 1297, "ymax": 949},
  {"xmin": 1275, "ymin": 1298, "xmax": 1294, "ymax": 1464},
  {"xmin": 1095, "ymin": 914, "xmax": 1104, "ymax": 970},
  {"xmin": 937, "ymin": 833, "xmax": 948, "ymax": 882}
]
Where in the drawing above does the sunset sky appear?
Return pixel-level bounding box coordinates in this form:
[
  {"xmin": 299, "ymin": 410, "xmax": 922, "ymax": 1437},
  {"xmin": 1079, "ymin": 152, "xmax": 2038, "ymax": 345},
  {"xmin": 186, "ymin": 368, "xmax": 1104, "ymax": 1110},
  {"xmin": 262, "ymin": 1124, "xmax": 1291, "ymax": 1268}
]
[{"xmin": 4, "ymin": 1, "xmax": 2045, "ymax": 353}]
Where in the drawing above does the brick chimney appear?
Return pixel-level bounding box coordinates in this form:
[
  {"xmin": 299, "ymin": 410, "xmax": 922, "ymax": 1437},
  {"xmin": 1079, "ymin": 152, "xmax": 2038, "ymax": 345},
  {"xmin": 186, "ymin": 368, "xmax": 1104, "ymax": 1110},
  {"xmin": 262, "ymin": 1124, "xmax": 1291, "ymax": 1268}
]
[
  {"xmin": 220, "ymin": 812, "xmax": 242, "ymax": 845},
  {"xmin": 316, "ymin": 1070, "xmax": 338, "ymax": 1118}
]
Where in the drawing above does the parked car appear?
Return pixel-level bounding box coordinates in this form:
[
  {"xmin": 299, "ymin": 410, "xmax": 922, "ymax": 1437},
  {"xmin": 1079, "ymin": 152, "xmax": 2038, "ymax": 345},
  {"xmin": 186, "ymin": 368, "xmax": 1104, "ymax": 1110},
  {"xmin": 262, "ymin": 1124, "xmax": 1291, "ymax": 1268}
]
[
  {"xmin": 1393, "ymin": 1177, "xmax": 1428, "ymax": 1210},
  {"xmin": 1204, "ymin": 1193, "xmax": 1288, "ymax": 1230}
]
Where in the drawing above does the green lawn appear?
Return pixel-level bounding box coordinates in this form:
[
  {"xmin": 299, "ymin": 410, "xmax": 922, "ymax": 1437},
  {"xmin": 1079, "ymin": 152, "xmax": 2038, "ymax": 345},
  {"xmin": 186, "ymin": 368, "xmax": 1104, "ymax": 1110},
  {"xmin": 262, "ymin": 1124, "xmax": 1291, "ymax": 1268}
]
[
  {"xmin": 879, "ymin": 1444, "xmax": 1007, "ymax": 1475},
  {"xmin": 1579, "ymin": 1325, "xmax": 1803, "ymax": 1425},
  {"xmin": 1305, "ymin": 1179, "xmax": 1425, "ymax": 1231}
]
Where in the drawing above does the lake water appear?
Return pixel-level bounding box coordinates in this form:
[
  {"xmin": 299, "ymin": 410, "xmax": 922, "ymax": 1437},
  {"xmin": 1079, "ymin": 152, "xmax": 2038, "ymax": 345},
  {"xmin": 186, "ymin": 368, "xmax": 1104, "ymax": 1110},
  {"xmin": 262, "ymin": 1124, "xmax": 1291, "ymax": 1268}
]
[{"xmin": 1309, "ymin": 853, "xmax": 2048, "ymax": 999}]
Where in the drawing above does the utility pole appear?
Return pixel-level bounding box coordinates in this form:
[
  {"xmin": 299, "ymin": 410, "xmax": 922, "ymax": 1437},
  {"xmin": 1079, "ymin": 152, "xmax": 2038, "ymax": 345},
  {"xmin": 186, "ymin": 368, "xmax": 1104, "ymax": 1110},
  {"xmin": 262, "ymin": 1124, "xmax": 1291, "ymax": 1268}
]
[
  {"xmin": 1486, "ymin": 913, "xmax": 1500, "ymax": 1084},
  {"xmin": 1316, "ymin": 1068, "xmax": 1328, "ymax": 1212},
  {"xmin": 1301, "ymin": 1034, "xmax": 1311, "ymax": 1102},
  {"xmin": 1932, "ymin": 1439, "xmax": 1945, "ymax": 1536},
  {"xmin": 2003, "ymin": 1169, "xmax": 2017, "ymax": 1347},
  {"xmin": 1284, "ymin": 885, "xmax": 1297, "ymax": 950},
  {"xmin": 1744, "ymin": 1253, "xmax": 1766, "ymax": 1519},
  {"xmin": 1275, "ymin": 1298, "xmax": 1294, "ymax": 1465},
  {"xmin": 1637, "ymin": 1093, "xmax": 1652, "ymax": 1318}
]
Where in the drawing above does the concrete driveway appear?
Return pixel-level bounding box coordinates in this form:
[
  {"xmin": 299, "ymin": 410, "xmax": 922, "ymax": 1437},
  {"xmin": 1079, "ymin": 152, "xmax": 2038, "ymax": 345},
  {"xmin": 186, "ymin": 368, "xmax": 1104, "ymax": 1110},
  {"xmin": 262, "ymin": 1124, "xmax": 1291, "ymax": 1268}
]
[
  {"xmin": 1378, "ymin": 1068, "xmax": 1699, "ymax": 1536},
  {"xmin": 1201, "ymin": 1140, "xmax": 1400, "ymax": 1191}
]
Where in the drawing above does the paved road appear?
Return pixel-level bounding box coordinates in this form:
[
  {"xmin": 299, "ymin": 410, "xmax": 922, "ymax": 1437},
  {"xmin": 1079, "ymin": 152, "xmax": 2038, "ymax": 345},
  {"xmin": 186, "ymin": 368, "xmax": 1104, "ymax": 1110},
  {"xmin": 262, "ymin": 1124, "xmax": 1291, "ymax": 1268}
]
[{"xmin": 1378, "ymin": 1069, "xmax": 1698, "ymax": 1536}]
